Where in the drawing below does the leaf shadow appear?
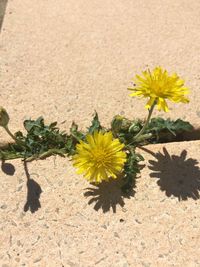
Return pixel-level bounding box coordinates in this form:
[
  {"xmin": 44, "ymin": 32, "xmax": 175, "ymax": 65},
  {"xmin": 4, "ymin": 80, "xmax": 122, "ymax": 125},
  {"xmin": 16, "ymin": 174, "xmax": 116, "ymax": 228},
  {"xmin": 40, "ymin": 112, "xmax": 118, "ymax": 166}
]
[
  {"xmin": 84, "ymin": 177, "xmax": 136, "ymax": 213},
  {"xmin": 147, "ymin": 147, "xmax": 200, "ymax": 200},
  {"xmin": 23, "ymin": 161, "xmax": 42, "ymax": 213}
]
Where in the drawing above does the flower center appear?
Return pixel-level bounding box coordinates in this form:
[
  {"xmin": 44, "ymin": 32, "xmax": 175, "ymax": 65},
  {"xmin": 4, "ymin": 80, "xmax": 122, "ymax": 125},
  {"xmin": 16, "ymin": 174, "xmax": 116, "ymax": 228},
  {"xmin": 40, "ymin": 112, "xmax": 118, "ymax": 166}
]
[
  {"xmin": 93, "ymin": 149, "xmax": 108, "ymax": 167},
  {"xmin": 151, "ymin": 80, "xmax": 166, "ymax": 97}
]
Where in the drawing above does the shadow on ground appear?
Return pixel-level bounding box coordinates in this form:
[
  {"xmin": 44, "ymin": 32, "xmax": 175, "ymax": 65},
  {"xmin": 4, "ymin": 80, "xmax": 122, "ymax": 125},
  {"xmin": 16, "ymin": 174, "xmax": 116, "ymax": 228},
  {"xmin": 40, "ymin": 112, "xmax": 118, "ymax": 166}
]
[
  {"xmin": 23, "ymin": 161, "xmax": 42, "ymax": 213},
  {"xmin": 84, "ymin": 178, "xmax": 136, "ymax": 213},
  {"xmin": 1, "ymin": 159, "xmax": 42, "ymax": 213},
  {"xmin": 147, "ymin": 147, "xmax": 200, "ymax": 200},
  {"xmin": 0, "ymin": 0, "xmax": 8, "ymax": 33},
  {"xmin": 1, "ymin": 160, "xmax": 15, "ymax": 175}
]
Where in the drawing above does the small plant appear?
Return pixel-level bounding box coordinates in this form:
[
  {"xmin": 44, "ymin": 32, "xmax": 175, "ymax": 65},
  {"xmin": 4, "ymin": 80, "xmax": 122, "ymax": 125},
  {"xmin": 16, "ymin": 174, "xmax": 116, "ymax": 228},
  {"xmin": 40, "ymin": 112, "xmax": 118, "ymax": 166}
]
[{"xmin": 0, "ymin": 67, "xmax": 193, "ymax": 194}]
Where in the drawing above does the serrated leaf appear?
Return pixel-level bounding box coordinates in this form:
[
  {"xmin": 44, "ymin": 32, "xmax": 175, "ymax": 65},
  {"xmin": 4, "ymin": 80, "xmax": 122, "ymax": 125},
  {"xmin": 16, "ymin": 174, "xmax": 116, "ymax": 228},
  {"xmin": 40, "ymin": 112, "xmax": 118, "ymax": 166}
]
[
  {"xmin": 24, "ymin": 116, "xmax": 44, "ymax": 132},
  {"xmin": 49, "ymin": 121, "xmax": 57, "ymax": 128},
  {"xmin": 121, "ymin": 148, "xmax": 143, "ymax": 193},
  {"xmin": 87, "ymin": 111, "xmax": 102, "ymax": 134},
  {"xmin": 70, "ymin": 122, "xmax": 85, "ymax": 141},
  {"xmin": 146, "ymin": 117, "xmax": 193, "ymax": 142}
]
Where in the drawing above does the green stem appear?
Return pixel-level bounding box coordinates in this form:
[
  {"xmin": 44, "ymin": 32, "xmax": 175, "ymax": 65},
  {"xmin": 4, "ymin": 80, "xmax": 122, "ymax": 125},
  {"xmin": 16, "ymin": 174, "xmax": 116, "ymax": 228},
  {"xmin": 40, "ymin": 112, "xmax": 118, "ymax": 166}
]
[
  {"xmin": 134, "ymin": 101, "xmax": 156, "ymax": 141},
  {"xmin": 25, "ymin": 148, "xmax": 66, "ymax": 162},
  {"xmin": 126, "ymin": 133, "xmax": 153, "ymax": 148},
  {"xmin": 3, "ymin": 125, "xmax": 25, "ymax": 146},
  {"xmin": 133, "ymin": 133, "xmax": 153, "ymax": 143},
  {"xmin": 4, "ymin": 126, "xmax": 18, "ymax": 143}
]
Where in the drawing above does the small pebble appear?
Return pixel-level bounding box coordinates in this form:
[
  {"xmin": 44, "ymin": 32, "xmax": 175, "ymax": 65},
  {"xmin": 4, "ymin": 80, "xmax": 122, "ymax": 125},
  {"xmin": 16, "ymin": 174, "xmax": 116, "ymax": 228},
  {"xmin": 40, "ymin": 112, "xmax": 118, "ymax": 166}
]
[
  {"xmin": 1, "ymin": 204, "xmax": 7, "ymax": 209},
  {"xmin": 34, "ymin": 257, "xmax": 42, "ymax": 263},
  {"xmin": 114, "ymin": 232, "xmax": 119, "ymax": 238}
]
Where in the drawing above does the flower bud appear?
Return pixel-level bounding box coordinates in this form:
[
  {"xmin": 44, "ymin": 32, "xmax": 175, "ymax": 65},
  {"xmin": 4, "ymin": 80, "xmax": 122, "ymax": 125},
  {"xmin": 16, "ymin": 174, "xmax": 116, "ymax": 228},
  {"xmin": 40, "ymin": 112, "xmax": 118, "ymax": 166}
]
[
  {"xmin": 0, "ymin": 107, "xmax": 9, "ymax": 127},
  {"xmin": 111, "ymin": 115, "xmax": 132, "ymax": 133},
  {"xmin": 111, "ymin": 115, "xmax": 123, "ymax": 132}
]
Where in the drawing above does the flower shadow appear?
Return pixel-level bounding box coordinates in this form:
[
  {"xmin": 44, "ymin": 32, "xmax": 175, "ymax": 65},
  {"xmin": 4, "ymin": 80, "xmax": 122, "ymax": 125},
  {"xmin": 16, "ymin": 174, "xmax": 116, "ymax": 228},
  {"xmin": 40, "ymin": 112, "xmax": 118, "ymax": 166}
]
[
  {"xmin": 84, "ymin": 178, "xmax": 136, "ymax": 213},
  {"xmin": 1, "ymin": 160, "xmax": 15, "ymax": 176},
  {"xmin": 148, "ymin": 147, "xmax": 200, "ymax": 200}
]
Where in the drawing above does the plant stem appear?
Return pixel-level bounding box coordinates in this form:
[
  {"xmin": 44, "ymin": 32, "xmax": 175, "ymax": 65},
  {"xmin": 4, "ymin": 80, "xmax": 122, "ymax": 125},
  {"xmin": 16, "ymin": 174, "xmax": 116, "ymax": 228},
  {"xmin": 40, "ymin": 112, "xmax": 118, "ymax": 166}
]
[
  {"xmin": 134, "ymin": 101, "xmax": 156, "ymax": 141},
  {"xmin": 25, "ymin": 148, "xmax": 66, "ymax": 162},
  {"xmin": 4, "ymin": 126, "xmax": 18, "ymax": 143},
  {"xmin": 133, "ymin": 133, "xmax": 153, "ymax": 143},
  {"xmin": 3, "ymin": 125, "xmax": 25, "ymax": 146}
]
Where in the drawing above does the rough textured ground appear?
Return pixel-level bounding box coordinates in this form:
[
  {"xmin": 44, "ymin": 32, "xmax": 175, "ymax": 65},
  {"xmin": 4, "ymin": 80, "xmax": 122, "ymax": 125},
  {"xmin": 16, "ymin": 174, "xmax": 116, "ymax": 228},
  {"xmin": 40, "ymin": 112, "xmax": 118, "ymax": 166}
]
[
  {"xmin": 1, "ymin": 142, "xmax": 200, "ymax": 267},
  {"xmin": 0, "ymin": 0, "xmax": 200, "ymax": 266}
]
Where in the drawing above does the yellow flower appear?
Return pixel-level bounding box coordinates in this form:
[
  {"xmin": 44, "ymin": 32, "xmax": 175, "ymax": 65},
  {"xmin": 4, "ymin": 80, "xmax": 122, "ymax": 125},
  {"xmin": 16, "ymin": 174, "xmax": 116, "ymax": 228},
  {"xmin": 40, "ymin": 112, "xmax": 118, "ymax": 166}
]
[
  {"xmin": 72, "ymin": 131, "xmax": 127, "ymax": 183},
  {"xmin": 128, "ymin": 67, "xmax": 189, "ymax": 112}
]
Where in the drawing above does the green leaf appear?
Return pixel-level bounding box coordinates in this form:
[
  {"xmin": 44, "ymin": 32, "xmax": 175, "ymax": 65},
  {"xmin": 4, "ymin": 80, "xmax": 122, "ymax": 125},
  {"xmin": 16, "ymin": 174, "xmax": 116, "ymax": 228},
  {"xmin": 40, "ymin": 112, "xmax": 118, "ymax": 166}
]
[
  {"xmin": 87, "ymin": 111, "xmax": 102, "ymax": 134},
  {"xmin": 24, "ymin": 116, "xmax": 44, "ymax": 132},
  {"xmin": 70, "ymin": 122, "xmax": 85, "ymax": 141},
  {"xmin": 0, "ymin": 117, "xmax": 70, "ymax": 160},
  {"xmin": 145, "ymin": 117, "xmax": 193, "ymax": 143},
  {"xmin": 121, "ymin": 148, "xmax": 144, "ymax": 193}
]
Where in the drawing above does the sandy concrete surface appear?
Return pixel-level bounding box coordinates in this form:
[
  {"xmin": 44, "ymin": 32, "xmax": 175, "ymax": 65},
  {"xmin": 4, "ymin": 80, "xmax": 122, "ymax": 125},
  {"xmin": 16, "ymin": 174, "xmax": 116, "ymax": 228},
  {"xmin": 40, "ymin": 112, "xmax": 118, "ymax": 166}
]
[
  {"xmin": 0, "ymin": 142, "xmax": 200, "ymax": 267},
  {"xmin": 0, "ymin": 0, "xmax": 200, "ymax": 266}
]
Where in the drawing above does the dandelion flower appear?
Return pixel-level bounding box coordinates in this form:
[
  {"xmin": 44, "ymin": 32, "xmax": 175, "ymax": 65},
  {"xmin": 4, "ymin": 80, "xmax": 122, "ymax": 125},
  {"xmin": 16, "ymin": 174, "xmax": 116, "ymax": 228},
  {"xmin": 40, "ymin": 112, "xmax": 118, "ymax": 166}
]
[
  {"xmin": 128, "ymin": 67, "xmax": 189, "ymax": 112},
  {"xmin": 72, "ymin": 131, "xmax": 127, "ymax": 183}
]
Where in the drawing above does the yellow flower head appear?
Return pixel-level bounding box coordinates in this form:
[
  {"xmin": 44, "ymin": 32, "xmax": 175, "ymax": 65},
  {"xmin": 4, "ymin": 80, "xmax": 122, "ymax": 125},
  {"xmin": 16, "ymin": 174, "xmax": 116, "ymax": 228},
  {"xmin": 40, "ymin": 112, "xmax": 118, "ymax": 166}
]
[
  {"xmin": 128, "ymin": 67, "xmax": 189, "ymax": 112},
  {"xmin": 72, "ymin": 131, "xmax": 127, "ymax": 184}
]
